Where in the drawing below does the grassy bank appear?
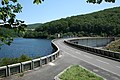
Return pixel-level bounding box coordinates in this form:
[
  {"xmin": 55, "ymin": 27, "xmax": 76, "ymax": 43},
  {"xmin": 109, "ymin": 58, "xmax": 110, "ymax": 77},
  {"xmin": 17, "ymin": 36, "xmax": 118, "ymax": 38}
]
[
  {"xmin": 0, "ymin": 54, "xmax": 32, "ymax": 67},
  {"xmin": 104, "ymin": 39, "xmax": 120, "ymax": 52},
  {"xmin": 59, "ymin": 65, "xmax": 104, "ymax": 80}
]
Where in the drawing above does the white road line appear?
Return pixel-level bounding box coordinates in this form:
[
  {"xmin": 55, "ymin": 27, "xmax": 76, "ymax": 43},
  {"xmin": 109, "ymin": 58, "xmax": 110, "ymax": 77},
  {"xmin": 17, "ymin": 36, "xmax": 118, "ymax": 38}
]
[
  {"xmin": 116, "ymin": 66, "xmax": 120, "ymax": 69},
  {"xmin": 64, "ymin": 51, "xmax": 120, "ymax": 77},
  {"xmin": 48, "ymin": 62, "xmax": 55, "ymax": 66},
  {"xmin": 96, "ymin": 59, "xmax": 109, "ymax": 65},
  {"xmin": 84, "ymin": 55, "xmax": 93, "ymax": 59},
  {"xmin": 66, "ymin": 46, "xmax": 109, "ymax": 65},
  {"xmin": 75, "ymin": 52, "xmax": 81, "ymax": 55}
]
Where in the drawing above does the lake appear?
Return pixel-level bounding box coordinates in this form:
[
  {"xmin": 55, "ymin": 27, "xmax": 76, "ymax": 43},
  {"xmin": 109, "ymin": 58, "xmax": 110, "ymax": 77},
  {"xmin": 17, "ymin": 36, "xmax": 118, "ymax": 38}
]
[{"xmin": 0, "ymin": 38, "xmax": 54, "ymax": 58}]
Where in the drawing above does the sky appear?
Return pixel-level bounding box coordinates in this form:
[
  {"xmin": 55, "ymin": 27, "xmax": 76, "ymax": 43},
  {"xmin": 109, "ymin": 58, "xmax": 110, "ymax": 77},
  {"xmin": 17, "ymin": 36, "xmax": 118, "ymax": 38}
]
[{"xmin": 16, "ymin": 0, "xmax": 120, "ymax": 24}]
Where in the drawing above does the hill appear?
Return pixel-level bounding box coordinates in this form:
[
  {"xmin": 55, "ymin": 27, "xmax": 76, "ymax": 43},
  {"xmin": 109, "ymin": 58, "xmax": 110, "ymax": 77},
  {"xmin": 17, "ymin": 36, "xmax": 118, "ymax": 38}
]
[
  {"xmin": 24, "ymin": 6, "xmax": 120, "ymax": 38},
  {"xmin": 27, "ymin": 23, "xmax": 42, "ymax": 29}
]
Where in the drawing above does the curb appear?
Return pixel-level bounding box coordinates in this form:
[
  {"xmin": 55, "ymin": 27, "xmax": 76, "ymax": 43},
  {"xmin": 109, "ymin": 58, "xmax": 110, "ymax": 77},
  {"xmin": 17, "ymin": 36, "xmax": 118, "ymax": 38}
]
[{"xmin": 54, "ymin": 65, "xmax": 106, "ymax": 80}]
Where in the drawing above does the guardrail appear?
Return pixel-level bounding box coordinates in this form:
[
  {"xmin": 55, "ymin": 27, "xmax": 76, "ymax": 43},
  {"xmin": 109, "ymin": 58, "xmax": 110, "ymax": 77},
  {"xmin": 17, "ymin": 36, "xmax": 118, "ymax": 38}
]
[
  {"xmin": 0, "ymin": 40, "xmax": 60, "ymax": 78},
  {"xmin": 64, "ymin": 38, "xmax": 120, "ymax": 61}
]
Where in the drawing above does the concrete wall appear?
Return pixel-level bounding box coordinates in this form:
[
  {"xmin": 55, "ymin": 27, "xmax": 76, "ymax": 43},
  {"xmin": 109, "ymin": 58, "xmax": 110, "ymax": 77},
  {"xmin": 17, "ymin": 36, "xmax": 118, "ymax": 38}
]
[
  {"xmin": 64, "ymin": 38, "xmax": 120, "ymax": 61},
  {"xmin": 0, "ymin": 40, "xmax": 60, "ymax": 77}
]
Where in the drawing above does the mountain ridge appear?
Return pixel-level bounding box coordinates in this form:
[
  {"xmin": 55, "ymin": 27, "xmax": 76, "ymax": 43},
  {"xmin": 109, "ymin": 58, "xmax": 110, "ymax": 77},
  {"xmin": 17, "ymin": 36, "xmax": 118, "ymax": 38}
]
[{"xmin": 24, "ymin": 6, "xmax": 120, "ymax": 38}]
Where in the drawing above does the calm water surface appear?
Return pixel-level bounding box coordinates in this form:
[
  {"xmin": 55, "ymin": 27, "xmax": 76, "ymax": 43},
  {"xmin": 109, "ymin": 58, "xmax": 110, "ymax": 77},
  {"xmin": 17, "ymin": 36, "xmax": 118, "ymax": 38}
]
[{"xmin": 0, "ymin": 38, "xmax": 53, "ymax": 58}]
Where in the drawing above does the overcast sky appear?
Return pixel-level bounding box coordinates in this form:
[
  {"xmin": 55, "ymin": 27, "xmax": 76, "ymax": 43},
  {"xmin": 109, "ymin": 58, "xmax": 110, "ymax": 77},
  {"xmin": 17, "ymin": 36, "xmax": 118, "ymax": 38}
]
[{"xmin": 16, "ymin": 0, "xmax": 120, "ymax": 24}]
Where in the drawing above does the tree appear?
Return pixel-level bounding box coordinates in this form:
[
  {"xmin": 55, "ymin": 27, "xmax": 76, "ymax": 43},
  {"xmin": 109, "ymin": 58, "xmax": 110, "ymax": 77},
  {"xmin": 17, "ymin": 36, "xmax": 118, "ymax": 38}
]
[
  {"xmin": 0, "ymin": 0, "xmax": 26, "ymax": 46},
  {"xmin": 0, "ymin": 0, "xmax": 44, "ymax": 46},
  {"xmin": 33, "ymin": 6, "xmax": 120, "ymax": 38},
  {"xmin": 0, "ymin": 0, "xmax": 115, "ymax": 46}
]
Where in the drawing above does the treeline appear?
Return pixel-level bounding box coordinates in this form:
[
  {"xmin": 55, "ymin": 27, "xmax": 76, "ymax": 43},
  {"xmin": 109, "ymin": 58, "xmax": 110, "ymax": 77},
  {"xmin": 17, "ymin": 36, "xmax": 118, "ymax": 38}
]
[
  {"xmin": 23, "ymin": 30, "xmax": 58, "ymax": 39},
  {"xmin": 27, "ymin": 23, "xmax": 42, "ymax": 29},
  {"xmin": 0, "ymin": 28, "xmax": 23, "ymax": 38},
  {"xmin": 24, "ymin": 7, "xmax": 120, "ymax": 38}
]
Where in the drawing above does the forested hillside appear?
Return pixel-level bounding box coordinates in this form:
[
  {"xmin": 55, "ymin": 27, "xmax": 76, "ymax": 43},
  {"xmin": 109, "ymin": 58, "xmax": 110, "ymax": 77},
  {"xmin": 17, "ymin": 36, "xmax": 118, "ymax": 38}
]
[
  {"xmin": 24, "ymin": 7, "xmax": 120, "ymax": 38},
  {"xmin": 27, "ymin": 23, "xmax": 42, "ymax": 29}
]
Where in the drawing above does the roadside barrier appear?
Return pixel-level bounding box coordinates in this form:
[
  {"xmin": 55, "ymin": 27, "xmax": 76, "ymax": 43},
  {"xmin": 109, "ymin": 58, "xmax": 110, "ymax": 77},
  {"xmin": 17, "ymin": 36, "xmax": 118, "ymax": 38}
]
[
  {"xmin": 0, "ymin": 40, "xmax": 60, "ymax": 77},
  {"xmin": 64, "ymin": 38, "xmax": 120, "ymax": 61}
]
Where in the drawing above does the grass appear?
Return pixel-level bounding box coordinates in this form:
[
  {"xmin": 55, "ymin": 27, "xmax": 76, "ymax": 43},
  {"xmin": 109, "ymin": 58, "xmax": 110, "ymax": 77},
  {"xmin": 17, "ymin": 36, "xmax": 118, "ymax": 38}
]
[
  {"xmin": 104, "ymin": 39, "xmax": 120, "ymax": 52},
  {"xmin": 0, "ymin": 54, "xmax": 32, "ymax": 67},
  {"xmin": 59, "ymin": 65, "xmax": 104, "ymax": 80}
]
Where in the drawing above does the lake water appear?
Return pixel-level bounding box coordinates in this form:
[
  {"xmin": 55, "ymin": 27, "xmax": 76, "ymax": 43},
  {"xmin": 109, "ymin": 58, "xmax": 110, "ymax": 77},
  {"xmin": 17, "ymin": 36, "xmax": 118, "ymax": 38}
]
[
  {"xmin": 71, "ymin": 38, "xmax": 114, "ymax": 48},
  {"xmin": 0, "ymin": 38, "xmax": 54, "ymax": 58}
]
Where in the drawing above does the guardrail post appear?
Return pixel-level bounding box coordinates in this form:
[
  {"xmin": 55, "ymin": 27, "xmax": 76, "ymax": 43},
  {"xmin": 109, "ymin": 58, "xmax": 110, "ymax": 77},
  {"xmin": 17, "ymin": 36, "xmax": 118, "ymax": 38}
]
[
  {"xmin": 8, "ymin": 66, "xmax": 10, "ymax": 76},
  {"xmin": 57, "ymin": 52, "xmax": 60, "ymax": 57},
  {"xmin": 46, "ymin": 57, "xmax": 49, "ymax": 64},
  {"xmin": 21, "ymin": 63, "xmax": 24, "ymax": 72},
  {"xmin": 19, "ymin": 64, "xmax": 21, "ymax": 73},
  {"xmin": 5, "ymin": 66, "xmax": 8, "ymax": 77},
  {"xmin": 6, "ymin": 67, "xmax": 8, "ymax": 77},
  {"xmin": 32, "ymin": 61, "xmax": 34, "ymax": 70},
  {"xmin": 51, "ymin": 55, "xmax": 53, "ymax": 61},
  {"xmin": 31, "ymin": 61, "xmax": 33, "ymax": 70},
  {"xmin": 40, "ymin": 59, "xmax": 42, "ymax": 67}
]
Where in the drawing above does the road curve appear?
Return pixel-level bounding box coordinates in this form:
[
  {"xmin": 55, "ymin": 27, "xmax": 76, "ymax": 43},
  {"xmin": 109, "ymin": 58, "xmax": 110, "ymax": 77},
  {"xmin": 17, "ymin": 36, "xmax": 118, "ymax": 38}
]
[{"xmin": 5, "ymin": 38, "xmax": 120, "ymax": 80}]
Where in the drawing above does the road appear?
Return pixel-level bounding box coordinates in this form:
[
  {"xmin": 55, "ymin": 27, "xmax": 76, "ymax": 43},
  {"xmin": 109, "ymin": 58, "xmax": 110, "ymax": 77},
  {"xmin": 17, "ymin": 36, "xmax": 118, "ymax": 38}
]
[{"xmin": 5, "ymin": 38, "xmax": 120, "ymax": 80}]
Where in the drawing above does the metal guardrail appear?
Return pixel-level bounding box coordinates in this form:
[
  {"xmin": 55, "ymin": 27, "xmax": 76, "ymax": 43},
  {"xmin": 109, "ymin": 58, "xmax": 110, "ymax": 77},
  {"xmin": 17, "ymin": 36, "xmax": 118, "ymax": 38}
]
[
  {"xmin": 64, "ymin": 38, "xmax": 120, "ymax": 61},
  {"xmin": 0, "ymin": 40, "xmax": 60, "ymax": 77}
]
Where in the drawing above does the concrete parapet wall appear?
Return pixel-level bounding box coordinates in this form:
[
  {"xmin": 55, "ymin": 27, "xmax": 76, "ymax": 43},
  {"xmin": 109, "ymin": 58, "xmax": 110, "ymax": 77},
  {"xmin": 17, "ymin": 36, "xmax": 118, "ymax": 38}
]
[
  {"xmin": 64, "ymin": 38, "xmax": 120, "ymax": 61},
  {"xmin": 0, "ymin": 39, "xmax": 60, "ymax": 78}
]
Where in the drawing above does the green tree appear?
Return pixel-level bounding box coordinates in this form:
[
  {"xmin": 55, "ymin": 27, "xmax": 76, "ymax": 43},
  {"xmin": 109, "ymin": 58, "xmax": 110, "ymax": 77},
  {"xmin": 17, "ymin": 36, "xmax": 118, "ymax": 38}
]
[
  {"xmin": 34, "ymin": 6, "xmax": 120, "ymax": 38},
  {"xmin": 0, "ymin": 0, "xmax": 44, "ymax": 46},
  {"xmin": 0, "ymin": 0, "xmax": 26, "ymax": 46}
]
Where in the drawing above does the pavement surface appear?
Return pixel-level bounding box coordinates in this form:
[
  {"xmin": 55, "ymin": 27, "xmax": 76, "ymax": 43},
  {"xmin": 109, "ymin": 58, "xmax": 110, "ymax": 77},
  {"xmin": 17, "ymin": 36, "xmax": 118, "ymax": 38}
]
[{"xmin": 4, "ymin": 38, "xmax": 120, "ymax": 80}]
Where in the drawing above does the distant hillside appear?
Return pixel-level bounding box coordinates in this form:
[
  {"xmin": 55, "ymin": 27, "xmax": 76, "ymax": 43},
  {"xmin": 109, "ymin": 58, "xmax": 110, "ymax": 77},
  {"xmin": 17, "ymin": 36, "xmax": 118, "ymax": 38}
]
[
  {"xmin": 27, "ymin": 23, "xmax": 42, "ymax": 29},
  {"xmin": 24, "ymin": 6, "xmax": 120, "ymax": 38}
]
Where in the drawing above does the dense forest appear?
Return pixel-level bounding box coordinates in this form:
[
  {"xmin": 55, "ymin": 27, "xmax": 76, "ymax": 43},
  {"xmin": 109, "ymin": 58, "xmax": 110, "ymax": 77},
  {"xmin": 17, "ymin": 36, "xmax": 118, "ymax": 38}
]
[
  {"xmin": 24, "ymin": 6, "xmax": 120, "ymax": 39},
  {"xmin": 27, "ymin": 23, "xmax": 42, "ymax": 29}
]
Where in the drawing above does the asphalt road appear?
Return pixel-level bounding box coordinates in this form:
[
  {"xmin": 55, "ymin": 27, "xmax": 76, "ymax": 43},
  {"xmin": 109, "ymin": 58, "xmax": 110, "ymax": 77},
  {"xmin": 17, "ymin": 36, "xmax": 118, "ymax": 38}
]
[{"xmin": 5, "ymin": 38, "xmax": 120, "ymax": 80}]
